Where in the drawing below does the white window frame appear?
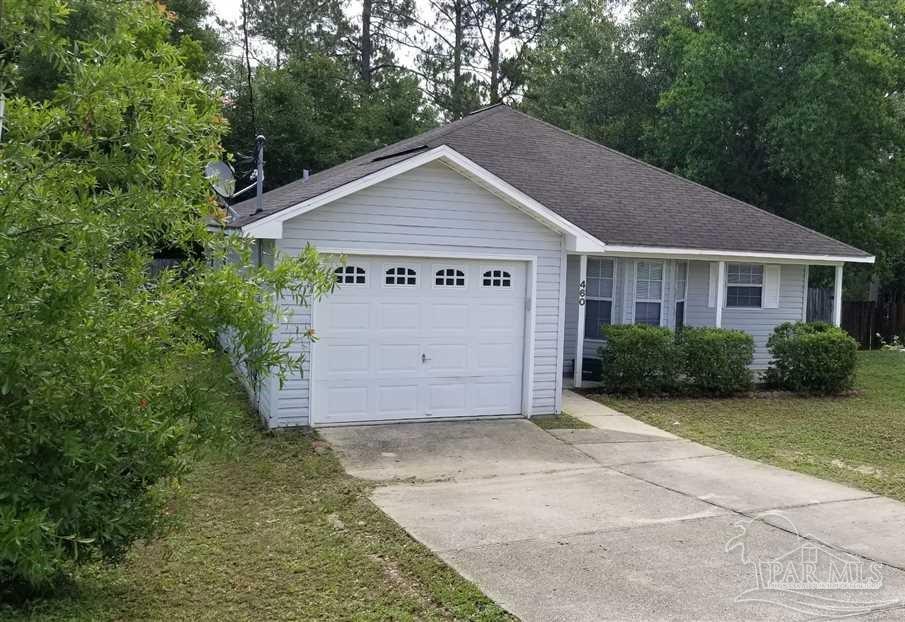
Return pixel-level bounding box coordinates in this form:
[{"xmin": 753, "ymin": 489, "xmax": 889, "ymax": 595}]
[
  {"xmin": 634, "ymin": 260, "xmax": 664, "ymax": 326},
  {"xmin": 481, "ymin": 267, "xmax": 512, "ymax": 288},
  {"xmin": 675, "ymin": 261, "xmax": 688, "ymax": 327},
  {"xmin": 383, "ymin": 264, "xmax": 418, "ymax": 287},
  {"xmin": 334, "ymin": 265, "xmax": 367, "ymax": 286},
  {"xmin": 432, "ymin": 265, "xmax": 467, "ymax": 289},
  {"xmin": 726, "ymin": 263, "xmax": 764, "ymax": 308},
  {"xmin": 584, "ymin": 257, "xmax": 614, "ymax": 339}
]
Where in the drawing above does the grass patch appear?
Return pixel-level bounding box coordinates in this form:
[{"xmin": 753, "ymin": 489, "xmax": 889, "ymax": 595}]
[
  {"xmin": 593, "ymin": 351, "xmax": 905, "ymax": 502},
  {"xmin": 530, "ymin": 412, "xmax": 592, "ymax": 430},
  {"xmin": 2, "ymin": 356, "xmax": 512, "ymax": 621}
]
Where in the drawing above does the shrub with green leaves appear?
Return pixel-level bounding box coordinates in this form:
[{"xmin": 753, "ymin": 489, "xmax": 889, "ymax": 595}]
[
  {"xmin": 0, "ymin": 1, "xmax": 335, "ymax": 594},
  {"xmin": 766, "ymin": 322, "xmax": 858, "ymax": 394},
  {"xmin": 678, "ymin": 327, "xmax": 754, "ymax": 395},
  {"xmin": 598, "ymin": 325, "xmax": 680, "ymax": 395}
]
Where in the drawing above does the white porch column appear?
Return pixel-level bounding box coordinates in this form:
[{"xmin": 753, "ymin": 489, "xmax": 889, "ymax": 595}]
[
  {"xmin": 833, "ymin": 264, "xmax": 844, "ymax": 327},
  {"xmin": 715, "ymin": 260, "xmax": 726, "ymax": 328},
  {"xmin": 574, "ymin": 255, "xmax": 588, "ymax": 388}
]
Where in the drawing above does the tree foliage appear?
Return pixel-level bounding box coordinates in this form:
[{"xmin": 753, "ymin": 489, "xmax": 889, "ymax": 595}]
[
  {"xmin": 526, "ymin": 0, "xmax": 905, "ymax": 292},
  {"xmin": 223, "ymin": 54, "xmax": 433, "ymax": 190},
  {"xmin": 523, "ymin": 0, "xmax": 657, "ymax": 156},
  {"xmin": 0, "ymin": 0, "xmax": 335, "ymax": 591}
]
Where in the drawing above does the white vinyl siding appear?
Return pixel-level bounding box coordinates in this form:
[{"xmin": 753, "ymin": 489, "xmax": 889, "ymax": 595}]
[
  {"xmin": 723, "ymin": 264, "xmax": 806, "ymax": 368},
  {"xmin": 269, "ymin": 161, "xmax": 564, "ymax": 427}
]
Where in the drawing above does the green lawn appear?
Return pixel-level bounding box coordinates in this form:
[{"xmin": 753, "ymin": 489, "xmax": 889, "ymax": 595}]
[
  {"xmin": 595, "ymin": 351, "xmax": 905, "ymax": 503},
  {"xmin": 3, "ymin": 361, "xmax": 511, "ymax": 621}
]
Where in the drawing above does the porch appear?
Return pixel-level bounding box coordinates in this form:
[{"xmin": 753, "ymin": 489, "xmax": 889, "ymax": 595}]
[{"xmin": 563, "ymin": 254, "xmax": 844, "ymax": 388}]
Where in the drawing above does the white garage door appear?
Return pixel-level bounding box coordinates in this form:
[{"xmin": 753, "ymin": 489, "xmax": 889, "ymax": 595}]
[{"xmin": 312, "ymin": 256, "xmax": 527, "ymax": 424}]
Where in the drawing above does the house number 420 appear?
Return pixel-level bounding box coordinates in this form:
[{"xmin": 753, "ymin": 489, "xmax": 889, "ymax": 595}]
[{"xmin": 578, "ymin": 279, "xmax": 586, "ymax": 306}]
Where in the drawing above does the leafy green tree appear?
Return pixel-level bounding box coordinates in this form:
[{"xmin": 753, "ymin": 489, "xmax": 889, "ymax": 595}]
[
  {"xmin": 0, "ymin": 0, "xmax": 335, "ymax": 592},
  {"xmin": 523, "ymin": 0, "xmax": 657, "ymax": 156},
  {"xmin": 245, "ymin": 0, "xmax": 355, "ymax": 65},
  {"xmin": 651, "ymin": 0, "xmax": 905, "ymax": 283},
  {"xmin": 164, "ymin": 0, "xmax": 226, "ymax": 76},
  {"xmin": 223, "ymin": 54, "xmax": 434, "ymax": 190}
]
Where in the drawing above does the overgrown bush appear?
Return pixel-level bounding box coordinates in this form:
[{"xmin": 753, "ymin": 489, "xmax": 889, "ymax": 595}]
[
  {"xmin": 599, "ymin": 325, "xmax": 680, "ymax": 395},
  {"xmin": 678, "ymin": 327, "xmax": 754, "ymax": 395},
  {"xmin": 766, "ymin": 322, "xmax": 858, "ymax": 394},
  {"xmin": 0, "ymin": 2, "xmax": 335, "ymax": 594}
]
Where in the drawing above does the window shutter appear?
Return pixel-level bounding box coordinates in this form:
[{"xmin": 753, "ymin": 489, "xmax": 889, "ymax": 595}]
[
  {"xmin": 763, "ymin": 265, "xmax": 781, "ymax": 308},
  {"xmin": 707, "ymin": 262, "xmax": 718, "ymax": 308}
]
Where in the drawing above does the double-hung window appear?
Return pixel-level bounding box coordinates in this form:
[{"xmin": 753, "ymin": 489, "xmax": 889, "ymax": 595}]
[
  {"xmin": 726, "ymin": 263, "xmax": 763, "ymax": 307},
  {"xmin": 634, "ymin": 261, "xmax": 664, "ymax": 326},
  {"xmin": 583, "ymin": 258, "xmax": 614, "ymax": 339},
  {"xmin": 675, "ymin": 262, "xmax": 688, "ymax": 331}
]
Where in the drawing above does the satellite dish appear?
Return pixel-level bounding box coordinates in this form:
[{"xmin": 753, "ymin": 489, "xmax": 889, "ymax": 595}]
[{"xmin": 205, "ymin": 161, "xmax": 236, "ymax": 199}]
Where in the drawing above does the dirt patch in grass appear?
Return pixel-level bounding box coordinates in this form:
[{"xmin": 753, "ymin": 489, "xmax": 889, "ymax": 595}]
[
  {"xmin": 591, "ymin": 351, "xmax": 905, "ymax": 503},
  {"xmin": 3, "ymin": 362, "xmax": 513, "ymax": 621}
]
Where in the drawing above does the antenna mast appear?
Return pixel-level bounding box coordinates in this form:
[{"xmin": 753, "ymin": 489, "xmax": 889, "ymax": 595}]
[{"xmin": 255, "ymin": 135, "xmax": 265, "ymax": 214}]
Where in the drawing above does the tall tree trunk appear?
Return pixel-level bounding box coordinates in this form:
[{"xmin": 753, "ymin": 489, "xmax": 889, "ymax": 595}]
[
  {"xmin": 360, "ymin": 0, "xmax": 373, "ymax": 85},
  {"xmin": 488, "ymin": 2, "xmax": 502, "ymax": 103},
  {"xmin": 452, "ymin": 0, "xmax": 464, "ymax": 117}
]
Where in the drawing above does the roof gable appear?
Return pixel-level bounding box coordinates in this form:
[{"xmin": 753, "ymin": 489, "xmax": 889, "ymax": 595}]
[{"xmin": 230, "ymin": 105, "xmax": 872, "ymax": 262}]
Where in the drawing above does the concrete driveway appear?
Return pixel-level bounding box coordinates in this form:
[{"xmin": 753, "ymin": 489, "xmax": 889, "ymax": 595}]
[{"xmin": 320, "ymin": 393, "xmax": 905, "ymax": 621}]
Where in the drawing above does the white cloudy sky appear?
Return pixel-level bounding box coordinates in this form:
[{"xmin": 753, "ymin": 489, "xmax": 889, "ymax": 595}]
[{"xmin": 208, "ymin": 0, "xmax": 243, "ymax": 23}]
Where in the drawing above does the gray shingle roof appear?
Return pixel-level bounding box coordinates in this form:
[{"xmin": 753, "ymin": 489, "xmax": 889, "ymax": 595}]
[{"xmin": 229, "ymin": 104, "xmax": 871, "ymax": 259}]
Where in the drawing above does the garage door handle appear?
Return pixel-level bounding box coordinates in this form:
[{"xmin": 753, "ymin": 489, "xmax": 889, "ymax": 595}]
[{"xmin": 421, "ymin": 353, "xmax": 431, "ymax": 363}]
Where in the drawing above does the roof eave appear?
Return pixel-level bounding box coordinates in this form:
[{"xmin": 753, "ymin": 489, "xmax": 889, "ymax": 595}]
[{"xmin": 593, "ymin": 244, "xmax": 875, "ymax": 266}]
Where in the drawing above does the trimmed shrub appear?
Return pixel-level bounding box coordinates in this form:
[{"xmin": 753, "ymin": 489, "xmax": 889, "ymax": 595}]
[
  {"xmin": 599, "ymin": 325, "xmax": 680, "ymax": 395},
  {"xmin": 766, "ymin": 322, "xmax": 858, "ymax": 394},
  {"xmin": 678, "ymin": 327, "xmax": 754, "ymax": 395}
]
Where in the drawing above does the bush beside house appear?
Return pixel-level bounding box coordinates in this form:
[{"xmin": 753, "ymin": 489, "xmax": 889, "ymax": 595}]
[
  {"xmin": 599, "ymin": 325, "xmax": 680, "ymax": 395},
  {"xmin": 597, "ymin": 322, "xmax": 854, "ymax": 397},
  {"xmin": 678, "ymin": 327, "xmax": 754, "ymax": 395},
  {"xmin": 766, "ymin": 322, "xmax": 858, "ymax": 394}
]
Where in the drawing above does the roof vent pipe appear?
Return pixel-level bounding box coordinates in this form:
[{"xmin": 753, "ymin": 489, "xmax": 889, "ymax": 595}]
[{"xmin": 303, "ymin": 169, "xmax": 310, "ymax": 181}]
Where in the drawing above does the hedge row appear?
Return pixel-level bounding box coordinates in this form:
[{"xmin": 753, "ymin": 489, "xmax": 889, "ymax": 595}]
[
  {"xmin": 598, "ymin": 325, "xmax": 753, "ymax": 396},
  {"xmin": 596, "ymin": 322, "xmax": 856, "ymax": 396}
]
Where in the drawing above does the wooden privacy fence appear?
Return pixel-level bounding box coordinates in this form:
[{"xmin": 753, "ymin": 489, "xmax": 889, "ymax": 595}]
[
  {"xmin": 806, "ymin": 287, "xmax": 905, "ymax": 348},
  {"xmin": 807, "ymin": 287, "xmax": 834, "ymax": 324},
  {"xmin": 843, "ymin": 301, "xmax": 905, "ymax": 349}
]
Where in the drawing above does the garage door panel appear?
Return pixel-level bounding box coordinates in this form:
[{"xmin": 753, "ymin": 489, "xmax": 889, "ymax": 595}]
[
  {"xmin": 475, "ymin": 303, "xmax": 522, "ymax": 329},
  {"xmin": 428, "ymin": 382, "xmax": 467, "ymax": 416},
  {"xmin": 377, "ymin": 302, "xmax": 421, "ymax": 330},
  {"xmin": 377, "ymin": 384, "xmax": 419, "ymax": 417},
  {"xmin": 324, "ymin": 386, "xmax": 369, "ymax": 418},
  {"xmin": 325, "ymin": 301, "xmax": 371, "ymax": 332},
  {"xmin": 314, "ymin": 256, "xmax": 527, "ymax": 424},
  {"xmin": 472, "ymin": 379, "xmax": 521, "ymax": 412},
  {"xmin": 376, "ymin": 344, "xmax": 420, "ymax": 373},
  {"xmin": 325, "ymin": 345, "xmax": 370, "ymax": 373},
  {"xmin": 429, "ymin": 303, "xmax": 469, "ymax": 330},
  {"xmin": 476, "ymin": 343, "xmax": 521, "ymax": 373},
  {"xmin": 427, "ymin": 343, "xmax": 469, "ymax": 373}
]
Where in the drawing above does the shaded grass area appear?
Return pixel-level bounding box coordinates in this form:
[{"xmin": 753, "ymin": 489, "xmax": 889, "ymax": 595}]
[
  {"xmin": 594, "ymin": 351, "xmax": 905, "ymax": 502},
  {"xmin": 530, "ymin": 413, "xmax": 593, "ymax": 430},
  {"xmin": 3, "ymin": 357, "xmax": 512, "ymax": 621}
]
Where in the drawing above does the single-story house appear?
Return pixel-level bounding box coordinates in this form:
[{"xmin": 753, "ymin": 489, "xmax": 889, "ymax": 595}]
[{"xmin": 226, "ymin": 104, "xmax": 874, "ymax": 428}]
